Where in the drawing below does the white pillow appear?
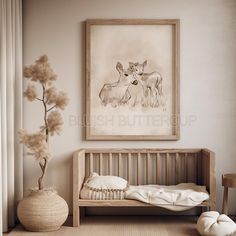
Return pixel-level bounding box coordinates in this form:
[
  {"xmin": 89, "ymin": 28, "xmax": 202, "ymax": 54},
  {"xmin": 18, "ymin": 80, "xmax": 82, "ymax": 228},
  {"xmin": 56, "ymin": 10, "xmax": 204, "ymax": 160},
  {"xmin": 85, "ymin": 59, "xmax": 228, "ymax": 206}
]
[
  {"xmin": 80, "ymin": 172, "xmax": 128, "ymax": 200},
  {"xmin": 85, "ymin": 172, "xmax": 128, "ymax": 190},
  {"xmin": 196, "ymin": 211, "xmax": 236, "ymax": 236}
]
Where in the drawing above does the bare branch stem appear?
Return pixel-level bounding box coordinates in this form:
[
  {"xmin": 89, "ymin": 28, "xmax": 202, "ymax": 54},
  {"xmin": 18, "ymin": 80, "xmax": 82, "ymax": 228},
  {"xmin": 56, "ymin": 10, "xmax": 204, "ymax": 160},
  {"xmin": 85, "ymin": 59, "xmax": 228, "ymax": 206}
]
[
  {"xmin": 47, "ymin": 105, "xmax": 56, "ymax": 113},
  {"xmin": 39, "ymin": 162, "xmax": 44, "ymax": 172},
  {"xmin": 38, "ymin": 83, "xmax": 50, "ymax": 190},
  {"xmin": 42, "ymin": 84, "xmax": 49, "ymax": 142},
  {"xmin": 38, "ymin": 158, "xmax": 48, "ymax": 190}
]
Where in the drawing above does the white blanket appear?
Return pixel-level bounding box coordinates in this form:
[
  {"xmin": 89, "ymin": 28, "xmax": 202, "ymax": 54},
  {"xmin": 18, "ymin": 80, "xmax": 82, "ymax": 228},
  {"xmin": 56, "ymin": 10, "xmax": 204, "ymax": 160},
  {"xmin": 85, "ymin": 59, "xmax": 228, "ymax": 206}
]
[{"xmin": 125, "ymin": 183, "xmax": 209, "ymax": 211}]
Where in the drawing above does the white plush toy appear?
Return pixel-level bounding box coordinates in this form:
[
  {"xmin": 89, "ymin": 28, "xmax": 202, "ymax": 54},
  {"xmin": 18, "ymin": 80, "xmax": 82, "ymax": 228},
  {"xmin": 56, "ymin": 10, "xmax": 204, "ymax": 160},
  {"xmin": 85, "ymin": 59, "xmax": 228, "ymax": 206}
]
[{"xmin": 197, "ymin": 211, "xmax": 236, "ymax": 236}]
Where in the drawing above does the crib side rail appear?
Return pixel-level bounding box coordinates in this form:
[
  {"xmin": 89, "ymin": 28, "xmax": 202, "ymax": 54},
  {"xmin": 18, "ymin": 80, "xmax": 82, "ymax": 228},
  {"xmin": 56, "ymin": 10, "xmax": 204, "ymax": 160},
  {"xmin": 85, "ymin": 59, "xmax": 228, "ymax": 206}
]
[
  {"xmin": 83, "ymin": 148, "xmax": 203, "ymax": 185},
  {"xmin": 201, "ymin": 149, "xmax": 216, "ymax": 210}
]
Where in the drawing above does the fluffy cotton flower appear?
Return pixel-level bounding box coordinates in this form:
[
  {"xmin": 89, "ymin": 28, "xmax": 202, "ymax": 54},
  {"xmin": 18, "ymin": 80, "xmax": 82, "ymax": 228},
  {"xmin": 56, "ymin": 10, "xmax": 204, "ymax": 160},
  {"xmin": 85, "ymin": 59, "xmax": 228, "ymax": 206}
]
[
  {"xmin": 45, "ymin": 87, "xmax": 57, "ymax": 104},
  {"xmin": 24, "ymin": 84, "xmax": 37, "ymax": 101},
  {"xmin": 36, "ymin": 54, "xmax": 48, "ymax": 63},
  {"xmin": 47, "ymin": 110, "xmax": 63, "ymax": 135},
  {"xmin": 18, "ymin": 130, "xmax": 51, "ymax": 161},
  {"xmin": 23, "ymin": 55, "xmax": 57, "ymax": 84},
  {"xmin": 45, "ymin": 88, "xmax": 69, "ymax": 110},
  {"xmin": 24, "ymin": 65, "xmax": 33, "ymax": 78},
  {"xmin": 55, "ymin": 91, "xmax": 69, "ymax": 110}
]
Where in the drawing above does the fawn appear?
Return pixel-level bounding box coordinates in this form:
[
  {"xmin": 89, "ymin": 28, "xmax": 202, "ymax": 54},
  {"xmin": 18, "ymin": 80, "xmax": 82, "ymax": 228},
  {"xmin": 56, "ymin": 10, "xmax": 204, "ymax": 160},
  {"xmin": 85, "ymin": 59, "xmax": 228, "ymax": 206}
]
[{"xmin": 129, "ymin": 60, "xmax": 163, "ymax": 107}]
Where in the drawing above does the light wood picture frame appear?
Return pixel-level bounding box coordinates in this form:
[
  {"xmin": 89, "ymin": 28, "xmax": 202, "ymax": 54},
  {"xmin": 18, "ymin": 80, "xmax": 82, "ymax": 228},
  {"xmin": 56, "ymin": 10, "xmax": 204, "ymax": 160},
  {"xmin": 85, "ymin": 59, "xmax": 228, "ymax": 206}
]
[{"xmin": 86, "ymin": 19, "xmax": 180, "ymax": 140}]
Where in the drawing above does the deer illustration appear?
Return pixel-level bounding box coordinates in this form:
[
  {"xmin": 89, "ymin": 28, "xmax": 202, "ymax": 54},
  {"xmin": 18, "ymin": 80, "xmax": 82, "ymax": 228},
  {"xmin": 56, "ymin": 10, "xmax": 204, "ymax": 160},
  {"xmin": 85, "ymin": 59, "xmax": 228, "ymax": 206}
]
[
  {"xmin": 99, "ymin": 62, "xmax": 138, "ymax": 107},
  {"xmin": 129, "ymin": 60, "xmax": 163, "ymax": 107}
]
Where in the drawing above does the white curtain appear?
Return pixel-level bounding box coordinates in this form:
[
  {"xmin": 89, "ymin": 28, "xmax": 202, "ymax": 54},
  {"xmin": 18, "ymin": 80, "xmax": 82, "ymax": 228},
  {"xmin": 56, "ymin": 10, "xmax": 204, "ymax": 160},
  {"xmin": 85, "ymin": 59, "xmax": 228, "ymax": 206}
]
[{"xmin": 0, "ymin": 0, "xmax": 23, "ymax": 233}]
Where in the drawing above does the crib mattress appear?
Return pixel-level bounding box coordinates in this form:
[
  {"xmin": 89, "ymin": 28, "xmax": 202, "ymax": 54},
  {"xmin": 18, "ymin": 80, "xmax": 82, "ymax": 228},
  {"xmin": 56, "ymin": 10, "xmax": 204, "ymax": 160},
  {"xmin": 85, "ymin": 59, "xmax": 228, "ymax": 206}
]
[{"xmin": 80, "ymin": 182, "xmax": 209, "ymax": 211}]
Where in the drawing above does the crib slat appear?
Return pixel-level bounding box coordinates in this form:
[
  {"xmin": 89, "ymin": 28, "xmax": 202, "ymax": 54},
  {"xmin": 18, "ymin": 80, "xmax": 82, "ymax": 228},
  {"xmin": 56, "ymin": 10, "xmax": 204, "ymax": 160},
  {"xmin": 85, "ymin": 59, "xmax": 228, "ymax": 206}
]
[
  {"xmin": 166, "ymin": 153, "xmax": 169, "ymax": 185},
  {"xmin": 89, "ymin": 153, "xmax": 93, "ymax": 173},
  {"xmin": 185, "ymin": 153, "xmax": 188, "ymax": 182},
  {"xmin": 137, "ymin": 153, "xmax": 141, "ymax": 185},
  {"xmin": 175, "ymin": 153, "xmax": 179, "ymax": 184},
  {"xmin": 156, "ymin": 153, "xmax": 159, "ymax": 184},
  {"xmin": 128, "ymin": 153, "xmax": 131, "ymax": 183},
  {"xmin": 118, "ymin": 153, "xmax": 121, "ymax": 176},
  {"xmin": 108, "ymin": 153, "xmax": 112, "ymax": 175},
  {"xmin": 99, "ymin": 153, "xmax": 103, "ymax": 175},
  {"xmin": 197, "ymin": 152, "xmax": 202, "ymax": 185},
  {"xmin": 195, "ymin": 153, "xmax": 198, "ymax": 183},
  {"xmin": 146, "ymin": 153, "xmax": 150, "ymax": 184}
]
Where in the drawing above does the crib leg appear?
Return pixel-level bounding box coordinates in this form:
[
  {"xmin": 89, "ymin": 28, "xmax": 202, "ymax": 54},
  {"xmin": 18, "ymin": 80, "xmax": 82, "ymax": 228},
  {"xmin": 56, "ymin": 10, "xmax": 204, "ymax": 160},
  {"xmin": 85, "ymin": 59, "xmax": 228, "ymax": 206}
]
[
  {"xmin": 210, "ymin": 205, "xmax": 216, "ymax": 211},
  {"xmin": 80, "ymin": 207, "xmax": 85, "ymax": 218},
  {"xmin": 73, "ymin": 206, "xmax": 80, "ymax": 227},
  {"xmin": 210, "ymin": 201, "xmax": 216, "ymax": 211}
]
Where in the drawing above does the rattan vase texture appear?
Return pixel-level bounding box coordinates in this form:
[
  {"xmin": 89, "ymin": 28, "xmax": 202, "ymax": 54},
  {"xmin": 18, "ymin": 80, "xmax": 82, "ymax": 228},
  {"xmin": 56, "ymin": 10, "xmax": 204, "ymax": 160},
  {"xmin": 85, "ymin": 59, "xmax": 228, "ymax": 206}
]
[{"xmin": 17, "ymin": 189, "xmax": 68, "ymax": 232}]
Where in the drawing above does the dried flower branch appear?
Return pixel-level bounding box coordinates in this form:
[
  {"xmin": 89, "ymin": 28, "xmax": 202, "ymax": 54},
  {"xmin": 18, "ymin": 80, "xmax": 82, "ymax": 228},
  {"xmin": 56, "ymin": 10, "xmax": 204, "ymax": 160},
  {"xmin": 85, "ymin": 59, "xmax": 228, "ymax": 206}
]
[
  {"xmin": 19, "ymin": 55, "xmax": 69, "ymax": 190},
  {"xmin": 47, "ymin": 110, "xmax": 63, "ymax": 136},
  {"xmin": 45, "ymin": 87, "xmax": 57, "ymax": 104},
  {"xmin": 45, "ymin": 87, "xmax": 69, "ymax": 110},
  {"xmin": 18, "ymin": 130, "xmax": 51, "ymax": 161},
  {"xmin": 23, "ymin": 55, "xmax": 57, "ymax": 84},
  {"xmin": 24, "ymin": 84, "xmax": 38, "ymax": 101},
  {"xmin": 55, "ymin": 91, "xmax": 69, "ymax": 110}
]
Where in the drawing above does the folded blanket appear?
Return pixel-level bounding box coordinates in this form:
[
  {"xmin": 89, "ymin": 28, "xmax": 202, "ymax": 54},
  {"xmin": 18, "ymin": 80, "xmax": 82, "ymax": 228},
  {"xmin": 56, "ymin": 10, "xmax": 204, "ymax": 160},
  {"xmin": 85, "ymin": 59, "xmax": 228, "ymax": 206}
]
[{"xmin": 125, "ymin": 183, "xmax": 209, "ymax": 211}]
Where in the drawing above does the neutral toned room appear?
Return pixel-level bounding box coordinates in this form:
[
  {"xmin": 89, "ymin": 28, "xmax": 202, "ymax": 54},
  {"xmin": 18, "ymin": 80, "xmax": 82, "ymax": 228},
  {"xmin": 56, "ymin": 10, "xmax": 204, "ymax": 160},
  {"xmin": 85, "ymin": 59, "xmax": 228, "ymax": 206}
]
[{"xmin": 1, "ymin": 0, "xmax": 236, "ymax": 235}]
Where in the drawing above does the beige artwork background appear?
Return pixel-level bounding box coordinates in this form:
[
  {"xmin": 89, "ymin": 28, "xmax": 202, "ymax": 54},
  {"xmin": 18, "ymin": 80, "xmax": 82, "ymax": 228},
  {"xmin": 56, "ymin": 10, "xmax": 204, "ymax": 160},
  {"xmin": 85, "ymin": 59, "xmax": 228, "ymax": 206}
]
[{"xmin": 90, "ymin": 24, "xmax": 173, "ymax": 136}]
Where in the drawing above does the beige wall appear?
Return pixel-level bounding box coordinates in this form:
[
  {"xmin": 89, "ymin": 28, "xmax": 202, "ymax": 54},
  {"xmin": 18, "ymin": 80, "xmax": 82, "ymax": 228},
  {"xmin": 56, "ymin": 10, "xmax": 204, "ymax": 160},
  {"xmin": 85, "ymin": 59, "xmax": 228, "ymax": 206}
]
[{"xmin": 23, "ymin": 0, "xmax": 236, "ymax": 214}]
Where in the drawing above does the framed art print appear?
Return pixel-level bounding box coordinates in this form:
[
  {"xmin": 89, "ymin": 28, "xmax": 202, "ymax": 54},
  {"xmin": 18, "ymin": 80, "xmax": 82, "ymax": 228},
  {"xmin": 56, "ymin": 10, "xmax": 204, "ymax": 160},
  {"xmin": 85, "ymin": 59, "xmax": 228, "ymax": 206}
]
[{"xmin": 85, "ymin": 19, "xmax": 180, "ymax": 140}]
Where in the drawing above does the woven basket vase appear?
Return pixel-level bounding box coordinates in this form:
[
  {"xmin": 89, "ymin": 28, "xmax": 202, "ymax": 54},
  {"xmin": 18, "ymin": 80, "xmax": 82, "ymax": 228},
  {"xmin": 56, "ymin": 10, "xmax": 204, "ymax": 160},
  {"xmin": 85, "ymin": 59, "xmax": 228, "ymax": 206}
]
[{"xmin": 17, "ymin": 189, "xmax": 69, "ymax": 232}]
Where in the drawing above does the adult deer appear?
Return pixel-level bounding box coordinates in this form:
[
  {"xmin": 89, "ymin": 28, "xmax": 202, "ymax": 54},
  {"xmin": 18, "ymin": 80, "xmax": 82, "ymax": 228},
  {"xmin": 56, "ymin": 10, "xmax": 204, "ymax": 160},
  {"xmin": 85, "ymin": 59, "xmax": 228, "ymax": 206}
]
[{"xmin": 99, "ymin": 62, "xmax": 138, "ymax": 107}]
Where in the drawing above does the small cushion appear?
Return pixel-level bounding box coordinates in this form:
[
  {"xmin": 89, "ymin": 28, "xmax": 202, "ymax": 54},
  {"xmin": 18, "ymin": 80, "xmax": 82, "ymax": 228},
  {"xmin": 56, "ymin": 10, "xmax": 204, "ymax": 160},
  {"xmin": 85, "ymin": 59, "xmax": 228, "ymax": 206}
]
[
  {"xmin": 196, "ymin": 211, "xmax": 236, "ymax": 236},
  {"xmin": 85, "ymin": 172, "xmax": 128, "ymax": 189},
  {"xmin": 80, "ymin": 172, "xmax": 128, "ymax": 200}
]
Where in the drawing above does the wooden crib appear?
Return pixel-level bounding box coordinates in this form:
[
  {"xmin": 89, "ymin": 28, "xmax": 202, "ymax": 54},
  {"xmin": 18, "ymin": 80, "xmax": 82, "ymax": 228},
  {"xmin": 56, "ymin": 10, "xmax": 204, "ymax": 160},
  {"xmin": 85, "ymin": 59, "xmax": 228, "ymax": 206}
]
[{"xmin": 73, "ymin": 148, "xmax": 216, "ymax": 226}]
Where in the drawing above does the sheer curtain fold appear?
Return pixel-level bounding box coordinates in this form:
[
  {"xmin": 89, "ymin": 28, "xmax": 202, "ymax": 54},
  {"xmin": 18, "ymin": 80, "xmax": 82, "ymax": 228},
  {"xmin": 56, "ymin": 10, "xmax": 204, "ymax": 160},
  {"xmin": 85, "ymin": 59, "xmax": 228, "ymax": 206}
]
[{"xmin": 0, "ymin": 0, "xmax": 23, "ymax": 233}]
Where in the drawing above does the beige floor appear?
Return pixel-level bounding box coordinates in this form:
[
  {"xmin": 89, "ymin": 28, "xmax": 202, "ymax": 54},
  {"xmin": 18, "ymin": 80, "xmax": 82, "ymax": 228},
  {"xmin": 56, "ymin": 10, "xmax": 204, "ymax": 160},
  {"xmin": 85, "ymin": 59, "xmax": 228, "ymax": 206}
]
[{"xmin": 4, "ymin": 216, "xmax": 201, "ymax": 236}]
